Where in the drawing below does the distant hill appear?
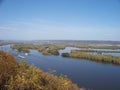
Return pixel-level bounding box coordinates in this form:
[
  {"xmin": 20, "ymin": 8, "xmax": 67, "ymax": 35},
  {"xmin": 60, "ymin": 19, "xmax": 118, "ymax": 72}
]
[{"xmin": 0, "ymin": 40, "xmax": 120, "ymax": 45}]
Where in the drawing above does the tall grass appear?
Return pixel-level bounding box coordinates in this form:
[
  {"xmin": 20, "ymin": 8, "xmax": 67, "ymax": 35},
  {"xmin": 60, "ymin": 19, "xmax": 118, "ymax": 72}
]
[
  {"xmin": 62, "ymin": 50, "xmax": 120, "ymax": 65},
  {"xmin": 0, "ymin": 51, "xmax": 81, "ymax": 90}
]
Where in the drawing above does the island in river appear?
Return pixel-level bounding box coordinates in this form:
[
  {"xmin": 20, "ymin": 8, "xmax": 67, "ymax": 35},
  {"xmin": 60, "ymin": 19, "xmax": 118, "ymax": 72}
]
[{"xmin": 0, "ymin": 40, "xmax": 120, "ymax": 90}]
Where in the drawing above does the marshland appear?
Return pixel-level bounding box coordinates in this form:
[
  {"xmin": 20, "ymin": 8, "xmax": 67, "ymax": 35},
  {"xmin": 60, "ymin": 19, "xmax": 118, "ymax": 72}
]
[
  {"xmin": 0, "ymin": 40, "xmax": 120, "ymax": 90},
  {"xmin": 0, "ymin": 0, "xmax": 120, "ymax": 90}
]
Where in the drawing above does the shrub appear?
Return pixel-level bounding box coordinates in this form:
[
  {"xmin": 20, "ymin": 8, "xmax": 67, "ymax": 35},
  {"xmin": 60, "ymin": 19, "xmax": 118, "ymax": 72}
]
[
  {"xmin": 0, "ymin": 51, "xmax": 19, "ymax": 88},
  {"xmin": 0, "ymin": 51, "xmax": 80, "ymax": 90},
  {"xmin": 62, "ymin": 53, "xmax": 69, "ymax": 57},
  {"xmin": 63, "ymin": 50, "xmax": 120, "ymax": 65}
]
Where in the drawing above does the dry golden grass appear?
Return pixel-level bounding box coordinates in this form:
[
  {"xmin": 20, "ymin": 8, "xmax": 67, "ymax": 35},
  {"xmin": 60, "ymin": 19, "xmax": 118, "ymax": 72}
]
[
  {"xmin": 62, "ymin": 50, "xmax": 120, "ymax": 65},
  {"xmin": 0, "ymin": 51, "xmax": 81, "ymax": 90}
]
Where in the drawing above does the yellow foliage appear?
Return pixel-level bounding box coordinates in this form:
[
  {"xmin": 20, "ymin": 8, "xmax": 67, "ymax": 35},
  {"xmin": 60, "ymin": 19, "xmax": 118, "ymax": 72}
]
[{"xmin": 0, "ymin": 51, "xmax": 80, "ymax": 90}]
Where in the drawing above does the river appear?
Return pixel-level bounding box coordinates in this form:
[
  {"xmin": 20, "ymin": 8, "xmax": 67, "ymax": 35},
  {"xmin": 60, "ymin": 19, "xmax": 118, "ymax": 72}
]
[{"xmin": 0, "ymin": 45, "xmax": 120, "ymax": 90}]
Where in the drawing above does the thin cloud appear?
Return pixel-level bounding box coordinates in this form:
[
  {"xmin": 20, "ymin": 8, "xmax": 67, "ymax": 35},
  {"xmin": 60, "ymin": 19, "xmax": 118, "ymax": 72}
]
[
  {"xmin": 0, "ymin": 26, "xmax": 17, "ymax": 31},
  {"xmin": 0, "ymin": 19, "xmax": 104, "ymax": 35},
  {"xmin": 1, "ymin": 18, "xmax": 118, "ymax": 40}
]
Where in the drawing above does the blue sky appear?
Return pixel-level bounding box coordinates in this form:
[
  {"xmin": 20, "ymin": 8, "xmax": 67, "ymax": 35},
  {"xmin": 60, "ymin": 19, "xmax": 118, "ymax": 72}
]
[{"xmin": 0, "ymin": 0, "xmax": 120, "ymax": 40}]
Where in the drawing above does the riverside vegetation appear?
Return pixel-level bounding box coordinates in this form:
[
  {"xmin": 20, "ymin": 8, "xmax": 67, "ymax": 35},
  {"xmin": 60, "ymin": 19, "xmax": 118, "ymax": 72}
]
[
  {"xmin": 12, "ymin": 44, "xmax": 66, "ymax": 55},
  {"xmin": 0, "ymin": 51, "xmax": 84, "ymax": 90},
  {"xmin": 75, "ymin": 49, "xmax": 120, "ymax": 53},
  {"xmin": 62, "ymin": 50, "xmax": 120, "ymax": 65},
  {"xmin": 11, "ymin": 43, "xmax": 120, "ymax": 65}
]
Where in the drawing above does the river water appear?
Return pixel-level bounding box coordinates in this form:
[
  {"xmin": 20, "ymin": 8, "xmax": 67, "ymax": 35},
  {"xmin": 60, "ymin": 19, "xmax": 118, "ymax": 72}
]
[{"xmin": 0, "ymin": 45, "xmax": 120, "ymax": 90}]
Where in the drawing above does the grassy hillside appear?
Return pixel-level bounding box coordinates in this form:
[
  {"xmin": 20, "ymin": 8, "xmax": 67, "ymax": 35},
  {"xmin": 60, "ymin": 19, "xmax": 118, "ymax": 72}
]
[{"xmin": 0, "ymin": 51, "xmax": 82, "ymax": 90}]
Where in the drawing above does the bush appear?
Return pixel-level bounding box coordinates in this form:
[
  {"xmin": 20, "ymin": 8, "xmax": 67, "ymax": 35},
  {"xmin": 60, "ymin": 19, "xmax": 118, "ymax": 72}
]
[
  {"xmin": 0, "ymin": 51, "xmax": 19, "ymax": 88},
  {"xmin": 62, "ymin": 53, "xmax": 69, "ymax": 57},
  {"xmin": 64, "ymin": 50, "xmax": 120, "ymax": 65},
  {"xmin": 0, "ymin": 51, "xmax": 80, "ymax": 90}
]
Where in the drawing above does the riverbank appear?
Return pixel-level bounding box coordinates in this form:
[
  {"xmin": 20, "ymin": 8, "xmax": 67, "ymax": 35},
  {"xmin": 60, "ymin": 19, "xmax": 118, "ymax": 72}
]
[
  {"xmin": 11, "ymin": 44, "xmax": 66, "ymax": 55},
  {"xmin": 62, "ymin": 50, "xmax": 120, "ymax": 65},
  {"xmin": 0, "ymin": 51, "xmax": 82, "ymax": 90},
  {"xmin": 75, "ymin": 49, "xmax": 120, "ymax": 53},
  {"xmin": 1, "ymin": 44, "xmax": 120, "ymax": 90}
]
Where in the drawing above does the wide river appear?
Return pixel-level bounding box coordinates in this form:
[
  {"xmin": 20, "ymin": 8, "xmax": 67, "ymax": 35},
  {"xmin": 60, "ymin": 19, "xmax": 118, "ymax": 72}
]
[{"xmin": 1, "ymin": 45, "xmax": 120, "ymax": 90}]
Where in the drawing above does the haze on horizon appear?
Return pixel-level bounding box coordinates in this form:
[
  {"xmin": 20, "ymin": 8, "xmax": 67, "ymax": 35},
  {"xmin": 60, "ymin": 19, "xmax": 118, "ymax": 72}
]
[{"xmin": 0, "ymin": 0, "xmax": 120, "ymax": 41}]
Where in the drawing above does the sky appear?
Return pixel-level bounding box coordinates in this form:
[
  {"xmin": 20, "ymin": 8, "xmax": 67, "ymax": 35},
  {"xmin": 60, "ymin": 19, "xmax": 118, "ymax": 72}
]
[{"xmin": 0, "ymin": 0, "xmax": 120, "ymax": 41}]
